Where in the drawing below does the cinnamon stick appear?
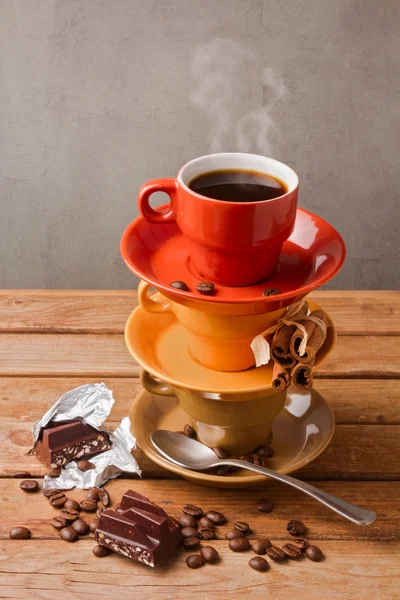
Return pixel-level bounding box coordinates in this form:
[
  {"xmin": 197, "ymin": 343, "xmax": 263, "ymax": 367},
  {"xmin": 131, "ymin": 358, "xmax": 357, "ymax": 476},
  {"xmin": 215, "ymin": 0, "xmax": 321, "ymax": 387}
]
[
  {"xmin": 271, "ymin": 301, "xmax": 309, "ymax": 368},
  {"xmin": 272, "ymin": 362, "xmax": 291, "ymax": 392},
  {"xmin": 292, "ymin": 358, "xmax": 315, "ymax": 390},
  {"xmin": 290, "ymin": 309, "xmax": 330, "ymax": 363}
]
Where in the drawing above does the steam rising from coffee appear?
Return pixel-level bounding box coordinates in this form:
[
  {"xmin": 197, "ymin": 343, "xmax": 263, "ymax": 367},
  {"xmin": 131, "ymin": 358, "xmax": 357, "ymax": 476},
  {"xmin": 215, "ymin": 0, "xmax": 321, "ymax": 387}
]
[{"xmin": 191, "ymin": 39, "xmax": 286, "ymax": 154}]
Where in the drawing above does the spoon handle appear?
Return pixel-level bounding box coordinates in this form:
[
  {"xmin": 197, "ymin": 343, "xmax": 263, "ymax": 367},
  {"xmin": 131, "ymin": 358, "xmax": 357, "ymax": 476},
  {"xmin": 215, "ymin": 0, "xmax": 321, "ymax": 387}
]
[{"xmin": 221, "ymin": 459, "xmax": 376, "ymax": 526}]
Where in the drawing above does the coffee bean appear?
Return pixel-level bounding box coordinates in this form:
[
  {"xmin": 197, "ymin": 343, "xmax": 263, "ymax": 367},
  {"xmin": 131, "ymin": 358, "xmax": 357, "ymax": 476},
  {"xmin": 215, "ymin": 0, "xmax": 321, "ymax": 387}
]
[
  {"xmin": 282, "ymin": 543, "xmax": 303, "ymax": 559},
  {"xmin": 46, "ymin": 466, "xmax": 61, "ymax": 477},
  {"xmin": 9, "ymin": 526, "xmax": 31, "ymax": 540},
  {"xmin": 249, "ymin": 556, "xmax": 269, "ymax": 572},
  {"xmin": 64, "ymin": 499, "xmax": 81, "ymax": 512},
  {"xmin": 199, "ymin": 517, "xmax": 215, "ymax": 529},
  {"xmin": 93, "ymin": 544, "xmax": 112, "ymax": 557},
  {"xmin": 183, "ymin": 424, "xmax": 196, "ymax": 439},
  {"xmin": 205, "ymin": 510, "xmax": 226, "ymax": 525},
  {"xmin": 72, "ymin": 519, "xmax": 90, "ymax": 536},
  {"xmin": 13, "ymin": 471, "xmax": 32, "ymax": 478},
  {"xmin": 306, "ymin": 545, "xmax": 324, "ymax": 562},
  {"xmin": 179, "ymin": 514, "xmax": 197, "ymax": 528},
  {"xmin": 226, "ymin": 529, "xmax": 245, "ymax": 540},
  {"xmin": 251, "ymin": 539, "xmax": 271, "ymax": 555},
  {"xmin": 182, "ymin": 536, "xmax": 200, "ymax": 549},
  {"xmin": 266, "ymin": 545, "xmax": 287, "ymax": 562},
  {"xmin": 51, "ymin": 516, "xmax": 67, "ymax": 531},
  {"xmin": 43, "ymin": 488, "xmax": 64, "ymax": 498},
  {"xmin": 200, "ymin": 546, "xmax": 219, "ymax": 563},
  {"xmin": 49, "ymin": 492, "xmax": 68, "ymax": 507},
  {"xmin": 241, "ymin": 453, "xmax": 254, "ymax": 463},
  {"xmin": 170, "ymin": 280, "xmax": 189, "ymax": 292},
  {"xmin": 262, "ymin": 288, "xmax": 281, "ymax": 296},
  {"xmin": 59, "ymin": 527, "xmax": 79, "ymax": 542},
  {"xmin": 229, "ymin": 537, "xmax": 251, "ymax": 552},
  {"xmin": 96, "ymin": 507, "xmax": 105, "ymax": 519},
  {"xmin": 286, "ymin": 520, "xmax": 306, "ymax": 536},
  {"xmin": 186, "ymin": 554, "xmax": 204, "ymax": 569},
  {"xmin": 86, "ymin": 488, "xmax": 100, "ymax": 502},
  {"xmin": 181, "ymin": 527, "xmax": 199, "ymax": 539},
  {"xmin": 216, "ymin": 465, "xmax": 231, "ymax": 476},
  {"xmin": 98, "ymin": 488, "xmax": 110, "ymax": 507},
  {"xmin": 256, "ymin": 445, "xmax": 274, "ymax": 458},
  {"xmin": 252, "ymin": 454, "xmax": 262, "ymax": 466},
  {"xmin": 196, "ymin": 281, "xmax": 215, "ymax": 296},
  {"xmin": 80, "ymin": 500, "xmax": 98, "ymax": 512},
  {"xmin": 89, "ymin": 519, "xmax": 99, "ymax": 533},
  {"xmin": 256, "ymin": 498, "xmax": 274, "ymax": 513},
  {"xmin": 234, "ymin": 521, "xmax": 250, "ymax": 533},
  {"xmin": 182, "ymin": 505, "xmax": 203, "ymax": 519},
  {"xmin": 199, "ymin": 528, "xmax": 215, "ymax": 540},
  {"xmin": 59, "ymin": 508, "xmax": 79, "ymax": 523},
  {"xmin": 77, "ymin": 459, "xmax": 95, "ymax": 472},
  {"xmin": 213, "ymin": 447, "xmax": 230, "ymax": 459},
  {"xmin": 291, "ymin": 538, "xmax": 309, "ymax": 551},
  {"xmin": 20, "ymin": 480, "xmax": 39, "ymax": 493}
]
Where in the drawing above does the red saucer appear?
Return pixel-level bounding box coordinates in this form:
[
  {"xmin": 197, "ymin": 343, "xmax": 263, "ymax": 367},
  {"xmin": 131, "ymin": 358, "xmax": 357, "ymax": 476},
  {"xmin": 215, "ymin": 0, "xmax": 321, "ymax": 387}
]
[{"xmin": 121, "ymin": 206, "xmax": 345, "ymax": 307}]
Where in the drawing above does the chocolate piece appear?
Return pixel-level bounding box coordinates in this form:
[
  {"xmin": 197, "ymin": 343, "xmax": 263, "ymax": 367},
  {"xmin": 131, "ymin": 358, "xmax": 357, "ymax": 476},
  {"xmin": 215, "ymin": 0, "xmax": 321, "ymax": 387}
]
[
  {"xmin": 95, "ymin": 490, "xmax": 181, "ymax": 567},
  {"xmin": 35, "ymin": 419, "xmax": 111, "ymax": 468}
]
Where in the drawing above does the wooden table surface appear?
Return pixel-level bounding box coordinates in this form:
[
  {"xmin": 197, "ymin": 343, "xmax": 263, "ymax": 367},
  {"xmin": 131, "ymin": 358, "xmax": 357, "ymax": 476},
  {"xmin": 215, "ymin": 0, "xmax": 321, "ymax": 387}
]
[{"xmin": 0, "ymin": 290, "xmax": 398, "ymax": 599}]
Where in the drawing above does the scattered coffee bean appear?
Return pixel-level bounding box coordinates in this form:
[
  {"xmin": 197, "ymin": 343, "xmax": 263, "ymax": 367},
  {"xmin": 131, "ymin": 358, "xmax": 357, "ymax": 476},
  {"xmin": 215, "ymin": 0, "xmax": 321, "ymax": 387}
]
[
  {"xmin": 229, "ymin": 537, "xmax": 251, "ymax": 552},
  {"xmin": 98, "ymin": 488, "xmax": 110, "ymax": 507},
  {"xmin": 80, "ymin": 500, "xmax": 98, "ymax": 512},
  {"xmin": 179, "ymin": 514, "xmax": 197, "ymax": 528},
  {"xmin": 196, "ymin": 281, "xmax": 215, "ymax": 295},
  {"xmin": 262, "ymin": 288, "xmax": 281, "ymax": 296},
  {"xmin": 249, "ymin": 556, "xmax": 269, "ymax": 572},
  {"xmin": 251, "ymin": 539, "xmax": 271, "ymax": 555},
  {"xmin": 182, "ymin": 505, "xmax": 203, "ymax": 519},
  {"xmin": 234, "ymin": 521, "xmax": 250, "ymax": 533},
  {"xmin": 286, "ymin": 520, "xmax": 306, "ymax": 536},
  {"xmin": 199, "ymin": 517, "xmax": 215, "ymax": 529},
  {"xmin": 93, "ymin": 544, "xmax": 112, "ymax": 557},
  {"xmin": 51, "ymin": 516, "xmax": 67, "ymax": 531},
  {"xmin": 170, "ymin": 281, "xmax": 189, "ymax": 292},
  {"xmin": 46, "ymin": 466, "xmax": 61, "ymax": 477},
  {"xmin": 43, "ymin": 488, "xmax": 64, "ymax": 498},
  {"xmin": 213, "ymin": 447, "xmax": 230, "ymax": 459},
  {"xmin": 256, "ymin": 498, "xmax": 274, "ymax": 513},
  {"xmin": 59, "ymin": 508, "xmax": 79, "ymax": 523},
  {"xmin": 256, "ymin": 445, "xmax": 274, "ymax": 458},
  {"xmin": 266, "ymin": 545, "xmax": 287, "ymax": 562},
  {"xmin": 49, "ymin": 492, "xmax": 68, "ymax": 507},
  {"xmin": 89, "ymin": 519, "xmax": 99, "ymax": 533},
  {"xmin": 59, "ymin": 527, "xmax": 79, "ymax": 542},
  {"xmin": 183, "ymin": 424, "xmax": 196, "ymax": 439},
  {"xmin": 20, "ymin": 480, "xmax": 39, "ymax": 493},
  {"xmin": 200, "ymin": 546, "xmax": 219, "ymax": 564},
  {"xmin": 72, "ymin": 519, "xmax": 90, "ymax": 536},
  {"xmin": 9, "ymin": 526, "xmax": 32, "ymax": 540},
  {"xmin": 96, "ymin": 507, "xmax": 105, "ymax": 519},
  {"xmin": 306, "ymin": 545, "xmax": 324, "ymax": 562},
  {"xmin": 291, "ymin": 538, "xmax": 309, "ymax": 551},
  {"xmin": 186, "ymin": 554, "xmax": 205, "ymax": 569},
  {"xmin": 205, "ymin": 510, "xmax": 226, "ymax": 525},
  {"xmin": 241, "ymin": 454, "xmax": 254, "ymax": 463},
  {"xmin": 86, "ymin": 488, "xmax": 100, "ymax": 502},
  {"xmin": 252, "ymin": 454, "xmax": 262, "ymax": 466},
  {"xmin": 226, "ymin": 529, "xmax": 245, "ymax": 540},
  {"xmin": 182, "ymin": 536, "xmax": 200, "ymax": 549},
  {"xmin": 181, "ymin": 527, "xmax": 199, "ymax": 539},
  {"xmin": 64, "ymin": 499, "xmax": 81, "ymax": 512},
  {"xmin": 77, "ymin": 459, "xmax": 95, "ymax": 472},
  {"xmin": 13, "ymin": 471, "xmax": 32, "ymax": 478},
  {"xmin": 282, "ymin": 543, "xmax": 303, "ymax": 559},
  {"xmin": 216, "ymin": 465, "xmax": 231, "ymax": 476},
  {"xmin": 199, "ymin": 529, "xmax": 215, "ymax": 540}
]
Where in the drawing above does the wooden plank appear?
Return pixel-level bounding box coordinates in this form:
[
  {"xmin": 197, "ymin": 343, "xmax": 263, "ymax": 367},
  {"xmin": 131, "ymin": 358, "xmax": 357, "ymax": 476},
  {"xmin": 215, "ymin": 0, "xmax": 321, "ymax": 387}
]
[
  {"xmin": 0, "ymin": 539, "xmax": 397, "ymax": 600},
  {"xmin": 0, "ymin": 479, "xmax": 397, "ymax": 541},
  {"xmin": 0, "ymin": 420, "xmax": 399, "ymax": 480},
  {"xmin": 1, "ymin": 377, "xmax": 399, "ymax": 425},
  {"xmin": 0, "ymin": 333, "xmax": 399, "ymax": 377},
  {"xmin": 0, "ymin": 290, "xmax": 399, "ymax": 335}
]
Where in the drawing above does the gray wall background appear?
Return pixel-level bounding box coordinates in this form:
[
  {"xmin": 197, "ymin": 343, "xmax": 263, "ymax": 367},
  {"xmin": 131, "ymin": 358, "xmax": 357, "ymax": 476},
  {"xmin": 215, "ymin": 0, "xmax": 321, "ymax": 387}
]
[{"xmin": 0, "ymin": 0, "xmax": 399, "ymax": 290}]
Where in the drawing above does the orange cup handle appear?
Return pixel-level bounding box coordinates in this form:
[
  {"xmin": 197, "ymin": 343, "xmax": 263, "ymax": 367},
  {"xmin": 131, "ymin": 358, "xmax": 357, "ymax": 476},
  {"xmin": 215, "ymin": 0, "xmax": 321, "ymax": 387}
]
[
  {"xmin": 138, "ymin": 281, "xmax": 171, "ymax": 313},
  {"xmin": 140, "ymin": 369, "xmax": 175, "ymax": 397},
  {"xmin": 138, "ymin": 178, "xmax": 178, "ymax": 224}
]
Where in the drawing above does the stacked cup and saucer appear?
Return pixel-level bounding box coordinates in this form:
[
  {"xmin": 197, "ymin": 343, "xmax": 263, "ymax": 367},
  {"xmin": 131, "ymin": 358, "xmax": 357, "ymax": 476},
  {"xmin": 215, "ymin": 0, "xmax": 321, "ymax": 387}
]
[{"xmin": 121, "ymin": 153, "xmax": 346, "ymax": 488}]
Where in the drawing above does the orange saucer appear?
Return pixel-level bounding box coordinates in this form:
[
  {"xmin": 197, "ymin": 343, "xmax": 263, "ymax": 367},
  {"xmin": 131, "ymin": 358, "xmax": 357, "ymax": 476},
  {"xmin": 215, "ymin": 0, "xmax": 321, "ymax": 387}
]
[{"xmin": 121, "ymin": 207, "xmax": 346, "ymax": 309}]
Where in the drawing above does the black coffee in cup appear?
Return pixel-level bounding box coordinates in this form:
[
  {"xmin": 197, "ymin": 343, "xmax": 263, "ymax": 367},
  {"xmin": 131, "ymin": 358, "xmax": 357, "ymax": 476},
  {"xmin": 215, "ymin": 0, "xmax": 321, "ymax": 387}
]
[{"xmin": 189, "ymin": 169, "xmax": 287, "ymax": 203}]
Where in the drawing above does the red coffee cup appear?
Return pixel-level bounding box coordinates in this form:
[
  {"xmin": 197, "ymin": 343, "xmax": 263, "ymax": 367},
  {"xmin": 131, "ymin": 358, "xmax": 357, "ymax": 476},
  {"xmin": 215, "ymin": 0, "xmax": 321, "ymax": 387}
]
[{"xmin": 138, "ymin": 153, "xmax": 298, "ymax": 287}]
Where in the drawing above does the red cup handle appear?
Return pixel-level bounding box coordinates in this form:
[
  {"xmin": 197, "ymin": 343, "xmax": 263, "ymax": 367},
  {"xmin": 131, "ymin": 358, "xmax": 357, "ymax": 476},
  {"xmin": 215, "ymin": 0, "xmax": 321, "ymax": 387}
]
[{"xmin": 138, "ymin": 178, "xmax": 178, "ymax": 224}]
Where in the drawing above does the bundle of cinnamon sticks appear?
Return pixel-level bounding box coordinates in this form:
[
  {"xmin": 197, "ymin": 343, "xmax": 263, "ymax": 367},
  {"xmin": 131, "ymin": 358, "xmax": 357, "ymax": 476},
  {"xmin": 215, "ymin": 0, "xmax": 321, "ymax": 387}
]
[{"xmin": 271, "ymin": 301, "xmax": 330, "ymax": 392}]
